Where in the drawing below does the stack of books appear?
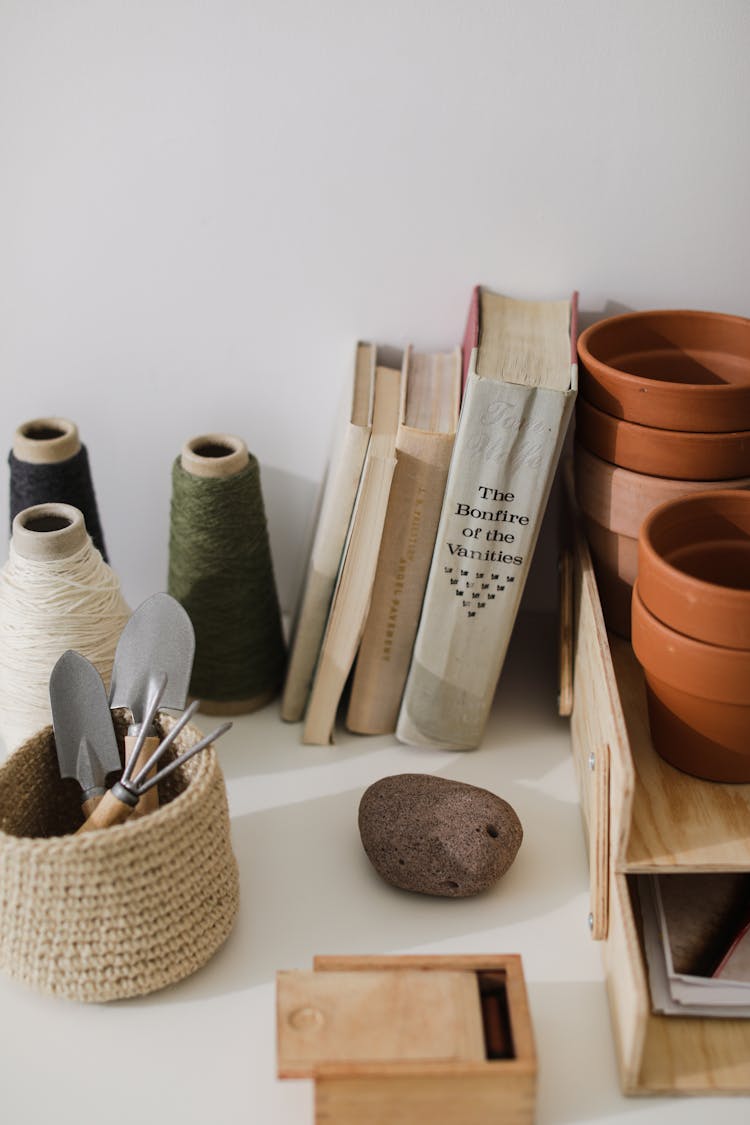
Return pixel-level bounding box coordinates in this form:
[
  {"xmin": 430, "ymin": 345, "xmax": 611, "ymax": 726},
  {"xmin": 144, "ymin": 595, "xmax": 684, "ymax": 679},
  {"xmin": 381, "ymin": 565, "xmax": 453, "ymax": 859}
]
[{"xmin": 282, "ymin": 287, "xmax": 578, "ymax": 748}]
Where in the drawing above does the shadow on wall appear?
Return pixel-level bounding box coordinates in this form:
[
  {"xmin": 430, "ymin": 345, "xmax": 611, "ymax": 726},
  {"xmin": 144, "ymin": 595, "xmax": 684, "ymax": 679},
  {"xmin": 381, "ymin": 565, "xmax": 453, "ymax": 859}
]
[
  {"xmin": 261, "ymin": 463, "xmax": 319, "ymax": 618},
  {"xmin": 577, "ymin": 299, "xmax": 634, "ymax": 334}
]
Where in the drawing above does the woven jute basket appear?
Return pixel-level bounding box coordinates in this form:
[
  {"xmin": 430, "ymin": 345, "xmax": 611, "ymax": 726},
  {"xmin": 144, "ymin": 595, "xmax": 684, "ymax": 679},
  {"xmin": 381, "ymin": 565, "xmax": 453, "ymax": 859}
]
[{"xmin": 0, "ymin": 711, "xmax": 239, "ymax": 1002}]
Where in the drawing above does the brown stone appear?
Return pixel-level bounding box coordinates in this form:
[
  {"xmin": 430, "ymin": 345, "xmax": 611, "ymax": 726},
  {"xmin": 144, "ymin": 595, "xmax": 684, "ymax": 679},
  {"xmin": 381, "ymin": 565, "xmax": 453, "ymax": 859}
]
[{"xmin": 358, "ymin": 773, "xmax": 522, "ymax": 898}]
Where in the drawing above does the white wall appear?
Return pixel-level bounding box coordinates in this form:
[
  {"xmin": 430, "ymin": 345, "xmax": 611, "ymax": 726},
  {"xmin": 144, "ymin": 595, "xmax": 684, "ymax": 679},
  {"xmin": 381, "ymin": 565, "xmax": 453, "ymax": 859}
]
[{"xmin": 1, "ymin": 0, "xmax": 747, "ymax": 611}]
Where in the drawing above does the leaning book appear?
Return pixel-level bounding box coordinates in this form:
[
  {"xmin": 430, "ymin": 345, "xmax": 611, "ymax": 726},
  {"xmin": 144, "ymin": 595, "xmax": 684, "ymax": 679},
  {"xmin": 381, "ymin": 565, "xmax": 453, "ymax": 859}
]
[
  {"xmin": 303, "ymin": 361, "xmax": 402, "ymax": 745},
  {"xmin": 281, "ymin": 343, "xmax": 375, "ymax": 722},
  {"xmin": 347, "ymin": 346, "xmax": 461, "ymax": 735},
  {"xmin": 396, "ymin": 288, "xmax": 578, "ymax": 750}
]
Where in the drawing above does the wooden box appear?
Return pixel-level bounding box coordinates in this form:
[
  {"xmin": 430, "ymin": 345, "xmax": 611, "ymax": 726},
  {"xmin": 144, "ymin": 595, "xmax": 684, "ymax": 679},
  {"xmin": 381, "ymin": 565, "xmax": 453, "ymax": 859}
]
[
  {"xmin": 277, "ymin": 954, "xmax": 537, "ymax": 1124},
  {"xmin": 564, "ymin": 476, "xmax": 750, "ymax": 1095}
]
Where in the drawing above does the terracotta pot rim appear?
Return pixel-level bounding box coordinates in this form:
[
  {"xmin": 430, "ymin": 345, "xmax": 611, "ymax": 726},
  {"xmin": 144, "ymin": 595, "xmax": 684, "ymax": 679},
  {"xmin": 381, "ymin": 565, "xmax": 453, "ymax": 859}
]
[
  {"xmin": 641, "ymin": 489, "xmax": 750, "ymax": 601},
  {"xmin": 578, "ymin": 309, "xmax": 750, "ymax": 394},
  {"xmin": 578, "ymin": 397, "xmax": 749, "ymax": 443},
  {"xmin": 576, "ymin": 398, "xmax": 750, "ymax": 480},
  {"xmin": 631, "ymin": 582, "xmax": 750, "ymax": 702},
  {"xmin": 638, "ymin": 490, "xmax": 750, "ymax": 648},
  {"xmin": 574, "ymin": 442, "xmax": 750, "ymax": 536}
]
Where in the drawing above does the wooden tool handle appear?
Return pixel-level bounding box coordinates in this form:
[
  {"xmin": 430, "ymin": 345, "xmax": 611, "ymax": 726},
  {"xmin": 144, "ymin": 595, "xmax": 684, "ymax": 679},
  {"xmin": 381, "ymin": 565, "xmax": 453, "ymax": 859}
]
[
  {"xmin": 81, "ymin": 795, "xmax": 103, "ymax": 818},
  {"xmin": 76, "ymin": 789, "xmax": 134, "ymax": 834},
  {"xmin": 125, "ymin": 734, "xmax": 160, "ymax": 818}
]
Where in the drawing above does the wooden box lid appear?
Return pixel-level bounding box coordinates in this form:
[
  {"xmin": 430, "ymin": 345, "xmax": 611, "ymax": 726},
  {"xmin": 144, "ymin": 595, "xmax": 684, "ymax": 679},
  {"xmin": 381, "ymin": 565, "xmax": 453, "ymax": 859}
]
[
  {"xmin": 278, "ymin": 968, "xmax": 485, "ymax": 1078},
  {"xmin": 277, "ymin": 954, "xmax": 536, "ymax": 1075}
]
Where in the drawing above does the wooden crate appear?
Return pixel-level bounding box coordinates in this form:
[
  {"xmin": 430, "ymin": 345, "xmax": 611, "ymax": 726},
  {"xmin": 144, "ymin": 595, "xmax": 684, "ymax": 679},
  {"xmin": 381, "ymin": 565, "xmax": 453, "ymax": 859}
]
[
  {"xmin": 277, "ymin": 954, "xmax": 537, "ymax": 1124},
  {"xmin": 565, "ymin": 476, "xmax": 750, "ymax": 1094}
]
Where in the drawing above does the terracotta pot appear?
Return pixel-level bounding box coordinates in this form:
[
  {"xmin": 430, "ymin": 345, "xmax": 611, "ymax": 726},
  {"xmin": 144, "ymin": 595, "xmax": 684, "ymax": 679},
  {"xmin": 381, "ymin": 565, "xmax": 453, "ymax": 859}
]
[
  {"xmin": 589, "ymin": 552, "xmax": 633, "ymax": 640},
  {"xmin": 576, "ymin": 398, "xmax": 750, "ymax": 480},
  {"xmin": 575, "ymin": 446, "xmax": 750, "ymax": 640},
  {"xmin": 574, "ymin": 442, "xmax": 750, "ymax": 539},
  {"xmin": 584, "ymin": 515, "xmax": 638, "ymax": 585},
  {"xmin": 638, "ymin": 490, "xmax": 750, "ymax": 650},
  {"xmin": 578, "ymin": 309, "xmax": 750, "ymax": 432},
  {"xmin": 631, "ymin": 583, "xmax": 750, "ymax": 782},
  {"xmin": 584, "ymin": 515, "xmax": 636, "ymax": 637}
]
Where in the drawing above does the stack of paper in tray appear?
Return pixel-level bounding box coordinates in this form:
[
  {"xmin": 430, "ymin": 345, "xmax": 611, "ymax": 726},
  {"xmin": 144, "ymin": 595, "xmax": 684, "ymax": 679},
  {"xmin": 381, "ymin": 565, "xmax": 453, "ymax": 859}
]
[{"xmin": 639, "ymin": 873, "xmax": 750, "ymax": 1017}]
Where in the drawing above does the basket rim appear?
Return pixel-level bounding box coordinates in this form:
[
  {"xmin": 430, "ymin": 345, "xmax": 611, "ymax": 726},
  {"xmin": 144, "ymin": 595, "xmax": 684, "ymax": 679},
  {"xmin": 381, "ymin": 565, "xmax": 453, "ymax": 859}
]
[{"xmin": 0, "ymin": 711, "xmax": 220, "ymax": 852}]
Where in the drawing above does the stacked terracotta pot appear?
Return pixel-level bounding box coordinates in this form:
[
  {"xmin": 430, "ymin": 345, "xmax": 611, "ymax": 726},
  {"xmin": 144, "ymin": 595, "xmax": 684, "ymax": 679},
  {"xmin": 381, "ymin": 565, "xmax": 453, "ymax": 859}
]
[
  {"xmin": 575, "ymin": 309, "xmax": 750, "ymax": 637},
  {"xmin": 632, "ymin": 490, "xmax": 750, "ymax": 782}
]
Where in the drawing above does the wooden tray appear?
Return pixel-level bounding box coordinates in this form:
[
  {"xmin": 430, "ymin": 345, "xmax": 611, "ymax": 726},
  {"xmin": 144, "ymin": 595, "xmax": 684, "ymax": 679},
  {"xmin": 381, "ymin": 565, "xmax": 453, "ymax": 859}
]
[{"xmin": 564, "ymin": 470, "xmax": 750, "ymax": 1094}]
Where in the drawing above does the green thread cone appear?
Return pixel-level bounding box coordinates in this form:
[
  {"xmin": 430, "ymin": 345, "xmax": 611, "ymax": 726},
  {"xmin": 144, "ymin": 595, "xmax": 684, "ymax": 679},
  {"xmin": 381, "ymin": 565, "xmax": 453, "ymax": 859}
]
[{"xmin": 168, "ymin": 455, "xmax": 286, "ymax": 706}]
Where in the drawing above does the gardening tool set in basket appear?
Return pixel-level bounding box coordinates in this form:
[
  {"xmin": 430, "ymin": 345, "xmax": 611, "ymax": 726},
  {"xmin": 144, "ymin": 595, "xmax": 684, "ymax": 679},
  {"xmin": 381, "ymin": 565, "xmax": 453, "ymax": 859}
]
[{"xmin": 0, "ymin": 593, "xmax": 240, "ymax": 1002}]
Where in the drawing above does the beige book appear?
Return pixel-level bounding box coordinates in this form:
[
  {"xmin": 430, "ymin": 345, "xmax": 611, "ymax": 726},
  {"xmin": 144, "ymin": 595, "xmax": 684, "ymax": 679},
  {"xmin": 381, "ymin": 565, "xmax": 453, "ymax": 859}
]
[
  {"xmin": 303, "ymin": 363, "xmax": 402, "ymax": 744},
  {"xmin": 346, "ymin": 347, "xmax": 461, "ymax": 734},
  {"xmin": 281, "ymin": 343, "xmax": 375, "ymax": 722},
  {"xmin": 397, "ymin": 289, "xmax": 577, "ymax": 750}
]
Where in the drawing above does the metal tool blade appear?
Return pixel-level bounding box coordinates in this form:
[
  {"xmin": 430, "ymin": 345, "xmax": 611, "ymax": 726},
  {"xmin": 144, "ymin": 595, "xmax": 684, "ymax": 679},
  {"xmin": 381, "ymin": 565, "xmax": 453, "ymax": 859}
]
[
  {"xmin": 109, "ymin": 593, "xmax": 195, "ymax": 731},
  {"xmin": 50, "ymin": 651, "xmax": 122, "ymax": 803}
]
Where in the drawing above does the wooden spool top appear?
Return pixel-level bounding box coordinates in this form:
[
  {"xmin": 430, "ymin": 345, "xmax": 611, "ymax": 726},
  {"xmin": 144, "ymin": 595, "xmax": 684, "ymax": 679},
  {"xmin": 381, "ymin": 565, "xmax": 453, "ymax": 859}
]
[
  {"xmin": 12, "ymin": 503, "xmax": 88, "ymax": 562},
  {"xmin": 181, "ymin": 434, "xmax": 249, "ymax": 479},
  {"xmin": 13, "ymin": 418, "xmax": 81, "ymax": 465}
]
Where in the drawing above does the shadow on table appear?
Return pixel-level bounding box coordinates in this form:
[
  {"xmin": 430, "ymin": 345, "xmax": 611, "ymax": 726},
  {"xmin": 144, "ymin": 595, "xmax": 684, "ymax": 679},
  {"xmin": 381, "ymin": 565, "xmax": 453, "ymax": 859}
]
[
  {"xmin": 210, "ymin": 608, "xmax": 569, "ymax": 783},
  {"xmin": 129, "ymin": 757, "xmax": 588, "ymax": 1008}
]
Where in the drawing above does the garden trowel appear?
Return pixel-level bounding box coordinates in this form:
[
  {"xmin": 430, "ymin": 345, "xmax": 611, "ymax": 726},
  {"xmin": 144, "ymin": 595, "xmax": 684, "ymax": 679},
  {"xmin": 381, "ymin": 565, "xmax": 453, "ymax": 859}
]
[
  {"xmin": 50, "ymin": 650, "xmax": 121, "ymax": 818},
  {"xmin": 109, "ymin": 593, "xmax": 195, "ymax": 817}
]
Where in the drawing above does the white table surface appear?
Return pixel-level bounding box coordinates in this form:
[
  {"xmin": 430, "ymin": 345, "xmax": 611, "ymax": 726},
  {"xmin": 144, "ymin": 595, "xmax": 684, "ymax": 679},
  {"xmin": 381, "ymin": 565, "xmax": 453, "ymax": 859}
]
[{"xmin": 1, "ymin": 612, "xmax": 748, "ymax": 1125}]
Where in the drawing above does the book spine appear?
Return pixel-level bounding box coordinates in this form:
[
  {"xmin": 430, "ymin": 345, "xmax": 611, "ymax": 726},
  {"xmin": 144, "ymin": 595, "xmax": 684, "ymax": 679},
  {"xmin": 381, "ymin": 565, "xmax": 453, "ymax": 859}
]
[
  {"xmin": 281, "ymin": 424, "xmax": 370, "ymax": 721},
  {"xmin": 396, "ymin": 373, "xmax": 575, "ymax": 749},
  {"xmin": 302, "ymin": 452, "xmax": 398, "ymax": 745},
  {"xmin": 346, "ymin": 427, "xmax": 455, "ymax": 734}
]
